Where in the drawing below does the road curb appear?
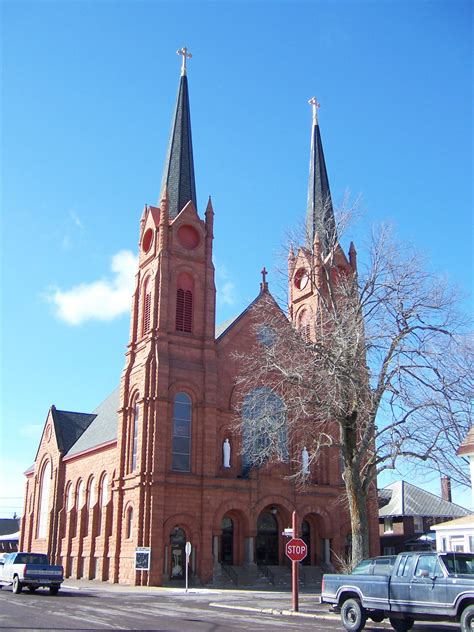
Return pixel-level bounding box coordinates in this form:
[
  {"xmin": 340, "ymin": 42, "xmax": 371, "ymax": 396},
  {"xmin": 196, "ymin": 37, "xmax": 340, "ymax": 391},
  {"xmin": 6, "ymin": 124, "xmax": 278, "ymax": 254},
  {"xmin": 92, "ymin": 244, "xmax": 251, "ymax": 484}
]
[{"xmin": 209, "ymin": 601, "xmax": 338, "ymax": 620}]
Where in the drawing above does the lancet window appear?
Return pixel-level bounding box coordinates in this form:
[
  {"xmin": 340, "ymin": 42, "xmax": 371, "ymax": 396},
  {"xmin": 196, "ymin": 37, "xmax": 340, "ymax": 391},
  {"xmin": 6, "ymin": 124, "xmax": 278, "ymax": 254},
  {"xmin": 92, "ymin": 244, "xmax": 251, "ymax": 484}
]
[
  {"xmin": 37, "ymin": 459, "xmax": 52, "ymax": 539},
  {"xmin": 172, "ymin": 392, "xmax": 192, "ymax": 472},
  {"xmin": 175, "ymin": 273, "xmax": 193, "ymax": 333}
]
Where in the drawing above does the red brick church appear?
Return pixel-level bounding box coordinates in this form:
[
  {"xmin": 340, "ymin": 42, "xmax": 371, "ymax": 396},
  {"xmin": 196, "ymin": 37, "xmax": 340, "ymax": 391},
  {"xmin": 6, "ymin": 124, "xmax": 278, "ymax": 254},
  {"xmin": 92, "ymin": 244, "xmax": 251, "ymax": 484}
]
[{"xmin": 20, "ymin": 51, "xmax": 379, "ymax": 585}]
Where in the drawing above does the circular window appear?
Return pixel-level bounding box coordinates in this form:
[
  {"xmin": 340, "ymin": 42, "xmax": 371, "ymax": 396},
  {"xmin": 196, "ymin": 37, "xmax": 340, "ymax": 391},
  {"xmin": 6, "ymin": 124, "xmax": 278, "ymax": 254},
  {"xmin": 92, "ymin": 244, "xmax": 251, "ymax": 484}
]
[
  {"xmin": 177, "ymin": 224, "xmax": 199, "ymax": 250},
  {"xmin": 294, "ymin": 267, "xmax": 309, "ymax": 290},
  {"xmin": 142, "ymin": 228, "xmax": 153, "ymax": 253}
]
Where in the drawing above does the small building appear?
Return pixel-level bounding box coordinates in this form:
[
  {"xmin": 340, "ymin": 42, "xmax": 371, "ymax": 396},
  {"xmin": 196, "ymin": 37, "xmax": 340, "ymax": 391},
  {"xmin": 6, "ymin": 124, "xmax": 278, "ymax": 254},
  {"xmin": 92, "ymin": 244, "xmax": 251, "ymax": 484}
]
[
  {"xmin": 0, "ymin": 518, "xmax": 21, "ymax": 553},
  {"xmin": 431, "ymin": 515, "xmax": 474, "ymax": 552},
  {"xmin": 379, "ymin": 480, "xmax": 470, "ymax": 555}
]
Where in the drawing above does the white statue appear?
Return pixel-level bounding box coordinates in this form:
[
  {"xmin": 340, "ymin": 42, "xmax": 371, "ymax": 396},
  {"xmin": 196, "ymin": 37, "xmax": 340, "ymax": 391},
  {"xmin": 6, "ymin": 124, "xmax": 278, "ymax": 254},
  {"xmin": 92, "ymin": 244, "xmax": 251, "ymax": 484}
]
[
  {"xmin": 223, "ymin": 438, "xmax": 231, "ymax": 468},
  {"xmin": 302, "ymin": 446, "xmax": 310, "ymax": 474}
]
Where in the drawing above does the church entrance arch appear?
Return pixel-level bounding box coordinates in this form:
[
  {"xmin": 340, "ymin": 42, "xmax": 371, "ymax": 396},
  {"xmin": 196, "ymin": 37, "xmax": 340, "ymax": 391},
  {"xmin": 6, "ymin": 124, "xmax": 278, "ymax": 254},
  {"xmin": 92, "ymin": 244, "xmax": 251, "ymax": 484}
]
[
  {"xmin": 256, "ymin": 511, "xmax": 279, "ymax": 565},
  {"xmin": 221, "ymin": 517, "xmax": 233, "ymax": 565},
  {"xmin": 170, "ymin": 527, "xmax": 186, "ymax": 579}
]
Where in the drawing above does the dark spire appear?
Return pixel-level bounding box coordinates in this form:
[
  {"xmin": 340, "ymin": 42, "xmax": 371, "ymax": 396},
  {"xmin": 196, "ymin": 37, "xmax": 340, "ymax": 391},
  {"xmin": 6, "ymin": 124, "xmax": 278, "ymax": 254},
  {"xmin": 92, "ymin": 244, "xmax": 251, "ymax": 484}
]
[
  {"xmin": 160, "ymin": 47, "xmax": 197, "ymax": 219},
  {"xmin": 306, "ymin": 97, "xmax": 337, "ymax": 256}
]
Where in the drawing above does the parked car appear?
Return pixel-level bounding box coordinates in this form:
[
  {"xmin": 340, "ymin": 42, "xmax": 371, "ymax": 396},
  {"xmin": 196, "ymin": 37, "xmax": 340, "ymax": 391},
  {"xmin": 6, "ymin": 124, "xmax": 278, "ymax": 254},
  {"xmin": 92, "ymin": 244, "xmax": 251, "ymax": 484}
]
[
  {"xmin": 321, "ymin": 551, "xmax": 474, "ymax": 631},
  {"xmin": 0, "ymin": 552, "xmax": 63, "ymax": 595}
]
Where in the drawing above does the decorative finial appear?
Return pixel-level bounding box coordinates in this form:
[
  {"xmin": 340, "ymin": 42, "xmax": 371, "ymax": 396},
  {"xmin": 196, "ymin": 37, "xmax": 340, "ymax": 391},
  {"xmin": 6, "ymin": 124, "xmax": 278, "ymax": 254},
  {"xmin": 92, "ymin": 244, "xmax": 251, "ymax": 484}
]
[
  {"xmin": 308, "ymin": 96, "xmax": 320, "ymax": 125},
  {"xmin": 177, "ymin": 46, "xmax": 192, "ymax": 76},
  {"xmin": 260, "ymin": 266, "xmax": 268, "ymax": 292}
]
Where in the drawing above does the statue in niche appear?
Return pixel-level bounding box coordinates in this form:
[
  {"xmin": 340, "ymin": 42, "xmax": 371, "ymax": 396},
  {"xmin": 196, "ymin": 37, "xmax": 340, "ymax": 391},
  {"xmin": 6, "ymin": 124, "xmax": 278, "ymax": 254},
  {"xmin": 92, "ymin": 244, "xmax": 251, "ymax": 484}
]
[
  {"xmin": 223, "ymin": 438, "xmax": 231, "ymax": 468},
  {"xmin": 302, "ymin": 446, "xmax": 310, "ymax": 474}
]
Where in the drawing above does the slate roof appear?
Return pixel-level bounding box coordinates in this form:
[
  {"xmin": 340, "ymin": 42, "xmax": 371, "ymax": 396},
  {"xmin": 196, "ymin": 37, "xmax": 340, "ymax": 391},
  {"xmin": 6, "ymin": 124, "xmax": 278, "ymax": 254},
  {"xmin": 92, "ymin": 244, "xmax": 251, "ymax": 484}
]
[
  {"xmin": 64, "ymin": 388, "xmax": 120, "ymax": 457},
  {"xmin": 51, "ymin": 408, "xmax": 96, "ymax": 454},
  {"xmin": 0, "ymin": 519, "xmax": 20, "ymax": 537},
  {"xmin": 161, "ymin": 73, "xmax": 197, "ymax": 219},
  {"xmin": 379, "ymin": 481, "xmax": 470, "ymax": 519},
  {"xmin": 306, "ymin": 118, "xmax": 337, "ymax": 255}
]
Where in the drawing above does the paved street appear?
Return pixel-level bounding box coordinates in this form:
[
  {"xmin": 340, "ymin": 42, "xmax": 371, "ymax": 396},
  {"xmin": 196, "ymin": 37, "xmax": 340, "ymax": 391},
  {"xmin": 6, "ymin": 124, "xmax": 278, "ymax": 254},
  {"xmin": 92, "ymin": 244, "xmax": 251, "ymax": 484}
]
[{"xmin": 0, "ymin": 581, "xmax": 460, "ymax": 631}]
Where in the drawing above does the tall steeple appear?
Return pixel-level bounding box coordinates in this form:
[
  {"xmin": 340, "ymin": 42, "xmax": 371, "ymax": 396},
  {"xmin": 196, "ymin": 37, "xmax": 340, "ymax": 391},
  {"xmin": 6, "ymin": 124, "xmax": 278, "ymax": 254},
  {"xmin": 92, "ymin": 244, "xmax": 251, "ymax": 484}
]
[
  {"xmin": 306, "ymin": 97, "xmax": 336, "ymax": 256},
  {"xmin": 160, "ymin": 47, "xmax": 197, "ymax": 219}
]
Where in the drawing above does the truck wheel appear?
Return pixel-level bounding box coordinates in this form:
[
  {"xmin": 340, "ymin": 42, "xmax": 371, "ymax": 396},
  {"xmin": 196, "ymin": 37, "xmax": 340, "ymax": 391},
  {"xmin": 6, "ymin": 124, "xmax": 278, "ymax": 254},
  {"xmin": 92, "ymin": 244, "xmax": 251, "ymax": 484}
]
[
  {"xmin": 12, "ymin": 576, "xmax": 22, "ymax": 594},
  {"xmin": 340, "ymin": 597, "xmax": 367, "ymax": 632},
  {"xmin": 49, "ymin": 585, "xmax": 60, "ymax": 595},
  {"xmin": 461, "ymin": 605, "xmax": 474, "ymax": 631},
  {"xmin": 389, "ymin": 617, "xmax": 414, "ymax": 631}
]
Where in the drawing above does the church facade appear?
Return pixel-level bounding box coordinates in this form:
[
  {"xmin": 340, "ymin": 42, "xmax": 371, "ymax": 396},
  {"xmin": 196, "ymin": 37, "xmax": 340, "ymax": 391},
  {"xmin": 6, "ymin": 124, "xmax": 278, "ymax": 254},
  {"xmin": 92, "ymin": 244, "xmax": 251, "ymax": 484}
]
[{"xmin": 20, "ymin": 53, "xmax": 379, "ymax": 586}]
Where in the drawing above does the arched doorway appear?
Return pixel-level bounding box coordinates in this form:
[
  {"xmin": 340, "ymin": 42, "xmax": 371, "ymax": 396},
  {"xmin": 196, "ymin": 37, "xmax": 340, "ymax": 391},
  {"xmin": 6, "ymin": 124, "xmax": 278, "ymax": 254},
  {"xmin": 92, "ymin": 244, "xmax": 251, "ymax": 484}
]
[
  {"xmin": 221, "ymin": 517, "xmax": 234, "ymax": 565},
  {"xmin": 301, "ymin": 519, "xmax": 311, "ymax": 565},
  {"xmin": 256, "ymin": 511, "xmax": 279, "ymax": 565},
  {"xmin": 170, "ymin": 527, "xmax": 186, "ymax": 579}
]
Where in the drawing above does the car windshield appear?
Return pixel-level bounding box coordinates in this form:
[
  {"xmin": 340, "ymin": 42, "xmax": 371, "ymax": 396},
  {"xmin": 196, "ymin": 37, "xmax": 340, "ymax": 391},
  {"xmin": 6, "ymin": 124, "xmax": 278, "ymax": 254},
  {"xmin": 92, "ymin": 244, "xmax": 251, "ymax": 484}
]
[{"xmin": 441, "ymin": 553, "xmax": 474, "ymax": 575}]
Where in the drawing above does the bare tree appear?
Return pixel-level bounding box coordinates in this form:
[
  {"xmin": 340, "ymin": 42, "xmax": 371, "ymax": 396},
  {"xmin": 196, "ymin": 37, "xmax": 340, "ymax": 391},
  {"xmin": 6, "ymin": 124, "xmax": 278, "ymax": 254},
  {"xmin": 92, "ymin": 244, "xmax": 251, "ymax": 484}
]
[{"xmin": 233, "ymin": 219, "xmax": 472, "ymax": 566}]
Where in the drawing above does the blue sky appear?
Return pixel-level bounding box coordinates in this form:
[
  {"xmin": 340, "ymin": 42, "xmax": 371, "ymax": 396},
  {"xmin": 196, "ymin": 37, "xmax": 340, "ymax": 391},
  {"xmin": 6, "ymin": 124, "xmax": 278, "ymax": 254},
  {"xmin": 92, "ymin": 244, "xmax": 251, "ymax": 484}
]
[{"xmin": 1, "ymin": 0, "xmax": 472, "ymax": 518}]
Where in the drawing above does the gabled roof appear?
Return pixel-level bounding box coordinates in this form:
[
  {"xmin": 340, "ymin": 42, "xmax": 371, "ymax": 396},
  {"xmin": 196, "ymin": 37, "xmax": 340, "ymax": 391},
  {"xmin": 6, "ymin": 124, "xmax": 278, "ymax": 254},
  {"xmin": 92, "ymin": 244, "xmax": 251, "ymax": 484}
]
[
  {"xmin": 215, "ymin": 290, "xmax": 286, "ymax": 342},
  {"xmin": 458, "ymin": 427, "xmax": 474, "ymax": 456},
  {"xmin": 64, "ymin": 388, "xmax": 119, "ymax": 457},
  {"xmin": 379, "ymin": 481, "xmax": 470, "ymax": 519},
  {"xmin": 431, "ymin": 515, "xmax": 474, "ymax": 530},
  {"xmin": 51, "ymin": 408, "xmax": 96, "ymax": 454}
]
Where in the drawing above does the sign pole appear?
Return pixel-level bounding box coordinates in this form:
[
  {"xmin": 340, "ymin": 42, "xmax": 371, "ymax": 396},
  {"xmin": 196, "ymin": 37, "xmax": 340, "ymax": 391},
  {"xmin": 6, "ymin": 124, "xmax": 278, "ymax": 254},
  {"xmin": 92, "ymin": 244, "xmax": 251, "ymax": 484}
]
[{"xmin": 292, "ymin": 510, "xmax": 298, "ymax": 612}]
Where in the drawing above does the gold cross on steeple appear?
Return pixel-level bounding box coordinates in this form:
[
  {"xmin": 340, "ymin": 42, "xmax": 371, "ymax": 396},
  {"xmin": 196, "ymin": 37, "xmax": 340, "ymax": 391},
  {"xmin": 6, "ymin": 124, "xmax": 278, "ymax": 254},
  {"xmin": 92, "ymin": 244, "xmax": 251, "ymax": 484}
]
[
  {"xmin": 177, "ymin": 47, "xmax": 192, "ymax": 76},
  {"xmin": 308, "ymin": 96, "xmax": 320, "ymax": 124}
]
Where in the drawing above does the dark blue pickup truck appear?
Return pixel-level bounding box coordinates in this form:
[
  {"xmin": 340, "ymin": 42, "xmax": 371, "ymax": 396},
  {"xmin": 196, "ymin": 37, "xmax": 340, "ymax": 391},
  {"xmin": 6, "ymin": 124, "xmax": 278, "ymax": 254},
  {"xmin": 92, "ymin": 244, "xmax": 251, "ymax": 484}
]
[{"xmin": 321, "ymin": 551, "xmax": 474, "ymax": 631}]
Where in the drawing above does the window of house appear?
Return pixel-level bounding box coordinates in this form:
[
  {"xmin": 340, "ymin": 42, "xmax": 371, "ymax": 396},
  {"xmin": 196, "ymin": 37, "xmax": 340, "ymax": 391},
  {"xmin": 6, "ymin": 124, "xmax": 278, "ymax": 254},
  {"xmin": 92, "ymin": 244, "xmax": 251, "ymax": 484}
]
[
  {"xmin": 242, "ymin": 387, "xmax": 288, "ymax": 470},
  {"xmin": 66, "ymin": 483, "xmax": 73, "ymax": 512},
  {"xmin": 77, "ymin": 480, "xmax": 84, "ymax": 509},
  {"xmin": 87, "ymin": 477, "xmax": 95, "ymax": 509},
  {"xmin": 175, "ymin": 273, "xmax": 193, "ymax": 333},
  {"xmin": 297, "ymin": 309, "xmax": 311, "ymax": 343},
  {"xmin": 131, "ymin": 403, "xmax": 139, "ymax": 471},
  {"xmin": 384, "ymin": 517, "xmax": 393, "ymax": 533},
  {"xmin": 37, "ymin": 460, "xmax": 52, "ymax": 539},
  {"xmin": 172, "ymin": 392, "xmax": 192, "ymax": 472},
  {"xmin": 469, "ymin": 536, "xmax": 474, "ymax": 553},
  {"xmin": 441, "ymin": 536, "xmax": 447, "ymax": 551},
  {"xmin": 450, "ymin": 536, "xmax": 465, "ymax": 552},
  {"xmin": 413, "ymin": 516, "xmax": 424, "ymax": 532}
]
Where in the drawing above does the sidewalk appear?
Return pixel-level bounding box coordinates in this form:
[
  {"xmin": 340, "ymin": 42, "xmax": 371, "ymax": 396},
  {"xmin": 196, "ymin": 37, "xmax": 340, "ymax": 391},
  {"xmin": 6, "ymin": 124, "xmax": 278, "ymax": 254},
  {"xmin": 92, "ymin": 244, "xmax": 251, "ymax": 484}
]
[{"xmin": 61, "ymin": 578, "xmax": 335, "ymax": 620}]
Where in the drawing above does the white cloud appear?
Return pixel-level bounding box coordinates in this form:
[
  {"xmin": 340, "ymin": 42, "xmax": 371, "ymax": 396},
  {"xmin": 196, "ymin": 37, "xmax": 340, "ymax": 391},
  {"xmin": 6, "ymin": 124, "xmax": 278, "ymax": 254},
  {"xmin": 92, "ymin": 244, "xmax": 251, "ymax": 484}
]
[
  {"xmin": 215, "ymin": 264, "xmax": 236, "ymax": 306},
  {"xmin": 48, "ymin": 250, "xmax": 138, "ymax": 325},
  {"xmin": 69, "ymin": 210, "xmax": 84, "ymax": 230}
]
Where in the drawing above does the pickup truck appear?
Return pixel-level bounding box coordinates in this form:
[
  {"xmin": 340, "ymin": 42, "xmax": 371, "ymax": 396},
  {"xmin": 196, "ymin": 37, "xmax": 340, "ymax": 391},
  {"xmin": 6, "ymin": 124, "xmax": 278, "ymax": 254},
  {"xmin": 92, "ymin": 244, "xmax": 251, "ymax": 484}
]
[
  {"xmin": 321, "ymin": 551, "xmax": 474, "ymax": 632},
  {"xmin": 0, "ymin": 552, "xmax": 64, "ymax": 595}
]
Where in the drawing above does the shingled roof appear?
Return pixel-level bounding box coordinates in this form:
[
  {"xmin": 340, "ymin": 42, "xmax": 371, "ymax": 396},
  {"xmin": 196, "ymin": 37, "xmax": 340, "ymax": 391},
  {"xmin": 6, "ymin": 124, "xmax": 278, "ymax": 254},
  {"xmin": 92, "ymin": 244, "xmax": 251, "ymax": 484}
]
[
  {"xmin": 64, "ymin": 388, "xmax": 119, "ymax": 457},
  {"xmin": 379, "ymin": 481, "xmax": 470, "ymax": 519},
  {"xmin": 51, "ymin": 408, "xmax": 96, "ymax": 454}
]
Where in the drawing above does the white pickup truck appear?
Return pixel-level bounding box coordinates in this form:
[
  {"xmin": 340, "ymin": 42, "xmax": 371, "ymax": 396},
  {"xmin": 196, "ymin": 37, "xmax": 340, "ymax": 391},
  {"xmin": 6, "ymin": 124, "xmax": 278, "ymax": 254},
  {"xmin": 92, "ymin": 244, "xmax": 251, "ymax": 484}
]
[{"xmin": 0, "ymin": 552, "xmax": 64, "ymax": 595}]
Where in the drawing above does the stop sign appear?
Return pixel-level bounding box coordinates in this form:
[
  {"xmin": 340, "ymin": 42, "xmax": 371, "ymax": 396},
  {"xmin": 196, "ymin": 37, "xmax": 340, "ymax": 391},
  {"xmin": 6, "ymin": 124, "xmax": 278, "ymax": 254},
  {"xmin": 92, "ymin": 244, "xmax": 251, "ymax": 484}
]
[{"xmin": 286, "ymin": 537, "xmax": 307, "ymax": 562}]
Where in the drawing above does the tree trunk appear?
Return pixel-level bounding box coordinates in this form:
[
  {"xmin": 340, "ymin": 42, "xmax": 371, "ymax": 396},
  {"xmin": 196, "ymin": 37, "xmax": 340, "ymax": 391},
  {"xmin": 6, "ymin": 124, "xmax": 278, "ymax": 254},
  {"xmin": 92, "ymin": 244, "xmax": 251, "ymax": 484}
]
[{"xmin": 344, "ymin": 463, "xmax": 370, "ymax": 567}]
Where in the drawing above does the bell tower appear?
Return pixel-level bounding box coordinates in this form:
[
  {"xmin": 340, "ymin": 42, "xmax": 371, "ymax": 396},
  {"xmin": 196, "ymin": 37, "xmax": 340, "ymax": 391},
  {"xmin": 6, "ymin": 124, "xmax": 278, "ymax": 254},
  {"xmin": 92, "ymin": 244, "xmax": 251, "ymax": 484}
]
[
  {"xmin": 112, "ymin": 49, "xmax": 217, "ymax": 585},
  {"xmin": 289, "ymin": 97, "xmax": 357, "ymax": 342}
]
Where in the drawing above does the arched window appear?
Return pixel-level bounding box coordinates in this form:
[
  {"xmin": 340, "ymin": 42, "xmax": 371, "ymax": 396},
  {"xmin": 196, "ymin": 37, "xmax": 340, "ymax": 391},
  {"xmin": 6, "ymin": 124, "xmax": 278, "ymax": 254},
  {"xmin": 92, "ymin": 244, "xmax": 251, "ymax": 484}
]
[
  {"xmin": 175, "ymin": 273, "xmax": 193, "ymax": 333},
  {"xmin": 87, "ymin": 477, "xmax": 95, "ymax": 509},
  {"xmin": 65, "ymin": 483, "xmax": 73, "ymax": 512},
  {"xmin": 142, "ymin": 277, "xmax": 152, "ymax": 335},
  {"xmin": 131, "ymin": 403, "xmax": 139, "ymax": 471},
  {"xmin": 37, "ymin": 460, "xmax": 52, "ymax": 539},
  {"xmin": 100, "ymin": 474, "xmax": 109, "ymax": 507},
  {"xmin": 172, "ymin": 392, "xmax": 192, "ymax": 472},
  {"xmin": 242, "ymin": 387, "xmax": 288, "ymax": 470},
  {"xmin": 126, "ymin": 506, "xmax": 133, "ymax": 539},
  {"xmin": 76, "ymin": 480, "xmax": 84, "ymax": 509},
  {"xmin": 298, "ymin": 309, "xmax": 311, "ymax": 343}
]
